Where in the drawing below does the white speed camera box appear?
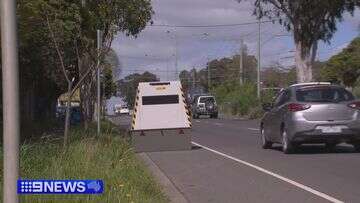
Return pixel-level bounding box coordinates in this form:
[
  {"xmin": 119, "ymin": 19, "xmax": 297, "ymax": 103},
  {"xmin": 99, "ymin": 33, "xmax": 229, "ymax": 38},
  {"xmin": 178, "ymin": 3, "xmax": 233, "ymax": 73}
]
[{"xmin": 130, "ymin": 81, "xmax": 192, "ymax": 152}]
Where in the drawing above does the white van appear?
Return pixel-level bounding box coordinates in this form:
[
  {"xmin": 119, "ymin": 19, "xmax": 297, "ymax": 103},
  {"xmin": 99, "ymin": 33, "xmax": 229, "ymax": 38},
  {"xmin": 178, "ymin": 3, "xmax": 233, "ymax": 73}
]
[{"xmin": 130, "ymin": 81, "xmax": 192, "ymax": 152}]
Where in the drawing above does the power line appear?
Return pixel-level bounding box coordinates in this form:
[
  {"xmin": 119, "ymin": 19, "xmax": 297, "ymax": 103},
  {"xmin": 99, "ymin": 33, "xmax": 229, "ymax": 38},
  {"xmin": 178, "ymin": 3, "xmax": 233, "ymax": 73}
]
[
  {"xmin": 118, "ymin": 54, "xmax": 171, "ymax": 60},
  {"xmin": 149, "ymin": 20, "xmax": 273, "ymax": 28},
  {"xmin": 261, "ymin": 33, "xmax": 292, "ymax": 46}
]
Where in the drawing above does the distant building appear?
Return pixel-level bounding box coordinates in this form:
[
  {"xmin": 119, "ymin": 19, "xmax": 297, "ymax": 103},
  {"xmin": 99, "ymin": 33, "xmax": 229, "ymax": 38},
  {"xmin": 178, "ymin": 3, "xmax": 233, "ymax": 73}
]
[{"xmin": 57, "ymin": 89, "xmax": 80, "ymax": 107}]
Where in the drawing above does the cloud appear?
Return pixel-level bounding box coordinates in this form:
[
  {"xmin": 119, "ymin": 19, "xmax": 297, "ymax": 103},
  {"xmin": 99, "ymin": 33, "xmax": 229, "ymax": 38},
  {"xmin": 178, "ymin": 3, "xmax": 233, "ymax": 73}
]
[{"xmin": 112, "ymin": 0, "xmax": 359, "ymax": 80}]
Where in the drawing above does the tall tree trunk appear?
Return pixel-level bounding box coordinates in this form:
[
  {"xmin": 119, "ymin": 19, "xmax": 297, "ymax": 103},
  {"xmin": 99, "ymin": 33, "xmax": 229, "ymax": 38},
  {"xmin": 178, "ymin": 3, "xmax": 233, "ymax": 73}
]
[
  {"xmin": 63, "ymin": 81, "xmax": 72, "ymax": 148},
  {"xmin": 294, "ymin": 41, "xmax": 317, "ymax": 83}
]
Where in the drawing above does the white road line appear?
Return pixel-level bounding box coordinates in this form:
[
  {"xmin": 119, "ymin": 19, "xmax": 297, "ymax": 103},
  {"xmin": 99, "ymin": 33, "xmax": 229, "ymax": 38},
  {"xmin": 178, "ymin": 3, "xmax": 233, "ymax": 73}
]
[
  {"xmin": 214, "ymin": 122, "xmax": 223, "ymax": 126},
  {"xmin": 191, "ymin": 141, "xmax": 343, "ymax": 203},
  {"xmin": 248, "ymin": 128, "xmax": 260, "ymax": 131},
  {"xmin": 195, "ymin": 120, "xmax": 201, "ymax": 123}
]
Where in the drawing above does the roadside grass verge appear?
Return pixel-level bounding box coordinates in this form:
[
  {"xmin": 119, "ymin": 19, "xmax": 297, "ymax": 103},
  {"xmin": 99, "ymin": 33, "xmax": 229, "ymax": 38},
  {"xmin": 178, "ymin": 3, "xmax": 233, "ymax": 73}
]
[{"xmin": 0, "ymin": 121, "xmax": 168, "ymax": 203}]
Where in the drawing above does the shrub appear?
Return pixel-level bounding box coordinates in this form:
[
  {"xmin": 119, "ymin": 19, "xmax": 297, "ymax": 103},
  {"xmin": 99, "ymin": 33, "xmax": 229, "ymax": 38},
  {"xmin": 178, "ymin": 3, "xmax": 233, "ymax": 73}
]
[{"xmin": 212, "ymin": 82, "xmax": 259, "ymax": 116}]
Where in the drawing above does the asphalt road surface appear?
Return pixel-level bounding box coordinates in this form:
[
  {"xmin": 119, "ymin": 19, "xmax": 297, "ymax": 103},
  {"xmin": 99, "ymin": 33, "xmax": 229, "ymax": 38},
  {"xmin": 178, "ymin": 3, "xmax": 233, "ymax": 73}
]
[{"xmin": 113, "ymin": 115, "xmax": 360, "ymax": 203}]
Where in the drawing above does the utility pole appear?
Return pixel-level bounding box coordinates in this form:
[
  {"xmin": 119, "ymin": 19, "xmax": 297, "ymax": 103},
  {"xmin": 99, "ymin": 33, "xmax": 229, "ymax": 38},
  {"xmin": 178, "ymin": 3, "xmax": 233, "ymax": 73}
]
[
  {"xmin": 239, "ymin": 39, "xmax": 244, "ymax": 85},
  {"xmin": 166, "ymin": 58, "xmax": 169, "ymax": 81},
  {"xmin": 97, "ymin": 30, "xmax": 101, "ymax": 136},
  {"xmin": 257, "ymin": 19, "xmax": 261, "ymax": 99},
  {"xmin": 207, "ymin": 58, "xmax": 211, "ymax": 92},
  {"xmin": 175, "ymin": 36, "xmax": 178, "ymax": 80},
  {"xmin": 166, "ymin": 30, "xmax": 179, "ymax": 80},
  {"xmin": 1, "ymin": 0, "xmax": 20, "ymax": 202},
  {"xmin": 192, "ymin": 68, "xmax": 196, "ymax": 90}
]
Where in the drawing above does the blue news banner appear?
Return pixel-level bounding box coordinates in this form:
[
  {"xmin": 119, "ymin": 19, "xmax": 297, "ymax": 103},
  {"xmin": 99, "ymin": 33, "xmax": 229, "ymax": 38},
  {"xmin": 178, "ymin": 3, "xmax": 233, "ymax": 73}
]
[{"xmin": 17, "ymin": 180, "xmax": 104, "ymax": 194}]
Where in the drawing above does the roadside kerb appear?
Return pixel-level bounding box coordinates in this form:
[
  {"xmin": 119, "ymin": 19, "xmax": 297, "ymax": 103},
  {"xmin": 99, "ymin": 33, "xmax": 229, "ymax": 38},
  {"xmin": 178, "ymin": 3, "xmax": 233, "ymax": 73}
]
[{"xmin": 137, "ymin": 153, "xmax": 188, "ymax": 203}]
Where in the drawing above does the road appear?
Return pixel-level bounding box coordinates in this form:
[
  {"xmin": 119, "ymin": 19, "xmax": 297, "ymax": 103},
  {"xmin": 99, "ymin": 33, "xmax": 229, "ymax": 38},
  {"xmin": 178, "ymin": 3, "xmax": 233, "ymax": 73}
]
[{"xmin": 112, "ymin": 116, "xmax": 360, "ymax": 203}]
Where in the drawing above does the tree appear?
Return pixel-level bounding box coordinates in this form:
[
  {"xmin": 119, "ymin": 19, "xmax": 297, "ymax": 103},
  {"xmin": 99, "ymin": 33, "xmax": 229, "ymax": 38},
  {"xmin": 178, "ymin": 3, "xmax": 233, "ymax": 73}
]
[
  {"xmin": 76, "ymin": 0, "xmax": 153, "ymax": 130},
  {"xmin": 321, "ymin": 37, "xmax": 360, "ymax": 87},
  {"xmin": 102, "ymin": 65, "xmax": 117, "ymax": 99},
  {"xmin": 247, "ymin": 0, "xmax": 360, "ymax": 82},
  {"xmin": 39, "ymin": 0, "xmax": 153, "ymax": 147},
  {"xmin": 179, "ymin": 70, "xmax": 192, "ymax": 93},
  {"xmin": 17, "ymin": 0, "xmax": 67, "ymax": 130},
  {"xmin": 117, "ymin": 72, "xmax": 158, "ymax": 108},
  {"xmin": 105, "ymin": 49, "xmax": 121, "ymax": 79}
]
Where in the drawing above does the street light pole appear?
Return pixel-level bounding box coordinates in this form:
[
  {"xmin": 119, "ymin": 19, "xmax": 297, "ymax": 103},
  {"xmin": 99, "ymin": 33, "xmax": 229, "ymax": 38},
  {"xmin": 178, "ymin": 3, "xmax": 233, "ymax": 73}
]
[
  {"xmin": 166, "ymin": 30, "xmax": 179, "ymax": 80},
  {"xmin": 97, "ymin": 30, "xmax": 101, "ymax": 136},
  {"xmin": 1, "ymin": 0, "xmax": 20, "ymax": 202},
  {"xmin": 175, "ymin": 35, "xmax": 178, "ymax": 80},
  {"xmin": 257, "ymin": 19, "xmax": 261, "ymax": 99},
  {"xmin": 239, "ymin": 39, "xmax": 244, "ymax": 85},
  {"xmin": 207, "ymin": 57, "xmax": 211, "ymax": 92},
  {"xmin": 192, "ymin": 68, "xmax": 196, "ymax": 90}
]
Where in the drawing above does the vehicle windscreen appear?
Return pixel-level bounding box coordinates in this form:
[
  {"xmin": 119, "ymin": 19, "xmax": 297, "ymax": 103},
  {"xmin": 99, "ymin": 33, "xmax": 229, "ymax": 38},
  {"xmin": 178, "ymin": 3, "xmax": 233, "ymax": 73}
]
[
  {"xmin": 199, "ymin": 97, "xmax": 215, "ymax": 103},
  {"xmin": 296, "ymin": 87, "xmax": 354, "ymax": 103},
  {"xmin": 142, "ymin": 95, "xmax": 179, "ymax": 105}
]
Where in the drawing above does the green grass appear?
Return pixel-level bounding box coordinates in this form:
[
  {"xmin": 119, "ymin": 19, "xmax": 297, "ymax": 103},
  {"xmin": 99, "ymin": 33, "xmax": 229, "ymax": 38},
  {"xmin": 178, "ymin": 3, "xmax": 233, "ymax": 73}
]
[{"xmin": 0, "ymin": 121, "xmax": 168, "ymax": 203}]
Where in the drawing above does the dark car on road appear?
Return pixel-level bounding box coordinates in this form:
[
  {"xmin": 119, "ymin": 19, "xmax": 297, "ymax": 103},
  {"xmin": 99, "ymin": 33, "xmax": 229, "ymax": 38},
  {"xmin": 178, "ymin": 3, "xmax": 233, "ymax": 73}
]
[
  {"xmin": 260, "ymin": 82, "xmax": 360, "ymax": 154},
  {"xmin": 191, "ymin": 95, "xmax": 218, "ymax": 119}
]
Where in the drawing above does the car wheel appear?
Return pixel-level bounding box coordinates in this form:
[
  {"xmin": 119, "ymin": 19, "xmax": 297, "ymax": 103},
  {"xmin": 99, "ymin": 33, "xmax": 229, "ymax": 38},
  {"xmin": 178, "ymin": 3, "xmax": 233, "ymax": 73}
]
[
  {"xmin": 261, "ymin": 128, "xmax": 272, "ymax": 149},
  {"xmin": 353, "ymin": 143, "xmax": 360, "ymax": 152},
  {"xmin": 282, "ymin": 130, "xmax": 294, "ymax": 154}
]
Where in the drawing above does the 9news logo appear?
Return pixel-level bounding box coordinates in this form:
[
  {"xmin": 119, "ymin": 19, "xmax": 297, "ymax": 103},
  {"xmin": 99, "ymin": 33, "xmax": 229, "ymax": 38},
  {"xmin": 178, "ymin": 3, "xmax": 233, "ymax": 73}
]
[{"xmin": 17, "ymin": 180, "xmax": 104, "ymax": 194}]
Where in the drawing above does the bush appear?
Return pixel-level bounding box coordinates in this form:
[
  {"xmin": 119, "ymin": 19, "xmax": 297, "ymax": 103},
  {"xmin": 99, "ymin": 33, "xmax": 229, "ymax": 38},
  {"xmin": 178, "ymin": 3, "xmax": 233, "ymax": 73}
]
[
  {"xmin": 0, "ymin": 121, "xmax": 168, "ymax": 203},
  {"xmin": 248, "ymin": 106, "xmax": 264, "ymax": 119},
  {"xmin": 212, "ymin": 82, "xmax": 259, "ymax": 116}
]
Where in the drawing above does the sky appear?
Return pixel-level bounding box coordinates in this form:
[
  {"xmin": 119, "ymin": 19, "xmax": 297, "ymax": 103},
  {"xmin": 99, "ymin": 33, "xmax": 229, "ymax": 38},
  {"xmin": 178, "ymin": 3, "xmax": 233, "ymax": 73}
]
[{"xmin": 111, "ymin": 0, "xmax": 360, "ymax": 81}]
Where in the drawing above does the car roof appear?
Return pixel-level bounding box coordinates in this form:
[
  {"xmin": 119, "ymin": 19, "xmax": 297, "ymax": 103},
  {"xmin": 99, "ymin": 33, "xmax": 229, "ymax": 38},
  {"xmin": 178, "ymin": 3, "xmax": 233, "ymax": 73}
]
[
  {"xmin": 198, "ymin": 95, "xmax": 214, "ymax": 97},
  {"xmin": 291, "ymin": 84, "xmax": 344, "ymax": 91},
  {"xmin": 192, "ymin": 94, "xmax": 213, "ymax": 99},
  {"xmin": 289, "ymin": 82, "xmax": 331, "ymax": 88}
]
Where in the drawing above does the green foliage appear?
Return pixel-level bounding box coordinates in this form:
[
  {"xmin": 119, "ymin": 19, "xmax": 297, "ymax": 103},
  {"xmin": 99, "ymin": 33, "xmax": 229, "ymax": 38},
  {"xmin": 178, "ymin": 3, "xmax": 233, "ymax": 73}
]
[
  {"xmin": 352, "ymin": 84, "xmax": 360, "ymax": 98},
  {"xmin": 252, "ymin": 0, "xmax": 359, "ymax": 47},
  {"xmin": 261, "ymin": 88, "xmax": 278, "ymax": 104},
  {"xmin": 0, "ymin": 121, "xmax": 167, "ymax": 202},
  {"xmin": 105, "ymin": 49, "xmax": 121, "ymax": 78},
  {"xmin": 321, "ymin": 37, "xmax": 360, "ymax": 87},
  {"xmin": 212, "ymin": 82, "xmax": 259, "ymax": 116},
  {"xmin": 261, "ymin": 65, "xmax": 294, "ymax": 88},
  {"xmin": 102, "ymin": 66, "xmax": 117, "ymax": 99},
  {"xmin": 179, "ymin": 69, "xmax": 192, "ymax": 93},
  {"xmin": 82, "ymin": 0, "xmax": 153, "ymax": 38},
  {"xmin": 11, "ymin": 0, "xmax": 154, "ymax": 135},
  {"xmin": 180, "ymin": 48, "xmax": 258, "ymax": 93},
  {"xmin": 247, "ymin": 0, "xmax": 359, "ymax": 82},
  {"xmin": 118, "ymin": 72, "xmax": 159, "ymax": 108}
]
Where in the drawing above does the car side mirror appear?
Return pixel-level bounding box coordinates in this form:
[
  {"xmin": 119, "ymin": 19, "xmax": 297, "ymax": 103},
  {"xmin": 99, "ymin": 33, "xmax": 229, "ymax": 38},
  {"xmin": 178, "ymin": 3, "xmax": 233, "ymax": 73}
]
[{"xmin": 262, "ymin": 103, "xmax": 273, "ymax": 111}]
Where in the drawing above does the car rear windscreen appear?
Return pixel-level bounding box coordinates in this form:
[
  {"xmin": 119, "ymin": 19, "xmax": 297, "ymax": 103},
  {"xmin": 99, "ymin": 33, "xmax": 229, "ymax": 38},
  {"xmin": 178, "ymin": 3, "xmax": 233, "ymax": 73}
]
[
  {"xmin": 296, "ymin": 87, "xmax": 354, "ymax": 103},
  {"xmin": 199, "ymin": 97, "xmax": 215, "ymax": 103},
  {"xmin": 142, "ymin": 95, "xmax": 179, "ymax": 105}
]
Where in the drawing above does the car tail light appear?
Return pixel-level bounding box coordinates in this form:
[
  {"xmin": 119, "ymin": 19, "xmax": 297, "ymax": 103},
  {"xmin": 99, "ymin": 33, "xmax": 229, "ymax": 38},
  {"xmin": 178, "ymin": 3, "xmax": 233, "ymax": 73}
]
[
  {"xmin": 348, "ymin": 101, "xmax": 360, "ymax": 109},
  {"xmin": 287, "ymin": 103, "xmax": 311, "ymax": 112}
]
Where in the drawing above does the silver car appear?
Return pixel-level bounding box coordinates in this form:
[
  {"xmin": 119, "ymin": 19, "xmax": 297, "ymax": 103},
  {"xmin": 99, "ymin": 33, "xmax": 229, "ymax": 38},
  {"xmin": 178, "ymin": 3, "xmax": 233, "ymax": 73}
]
[{"xmin": 260, "ymin": 82, "xmax": 360, "ymax": 154}]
